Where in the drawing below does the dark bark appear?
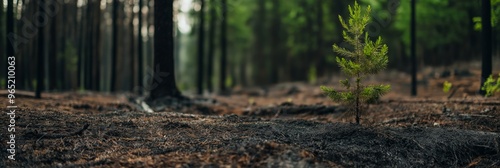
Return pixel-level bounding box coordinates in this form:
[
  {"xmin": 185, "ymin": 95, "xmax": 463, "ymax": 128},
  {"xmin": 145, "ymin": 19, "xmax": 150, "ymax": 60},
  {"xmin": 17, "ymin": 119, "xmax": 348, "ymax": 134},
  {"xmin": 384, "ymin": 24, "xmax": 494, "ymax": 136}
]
[
  {"xmin": 0, "ymin": 1, "xmax": 4, "ymax": 86},
  {"xmin": 111, "ymin": 0, "xmax": 119, "ymax": 92},
  {"xmin": 85, "ymin": 0, "xmax": 93, "ymax": 90},
  {"xmin": 220, "ymin": 0, "xmax": 227, "ymax": 93},
  {"xmin": 7, "ymin": 0, "xmax": 14, "ymax": 62},
  {"xmin": 253, "ymin": 0, "xmax": 266, "ymax": 86},
  {"xmin": 270, "ymin": 0, "xmax": 281, "ymax": 84},
  {"xmin": 21, "ymin": 0, "xmax": 33, "ymax": 90},
  {"xmin": 197, "ymin": 0, "xmax": 205, "ymax": 95},
  {"xmin": 146, "ymin": 0, "xmax": 153, "ymax": 81},
  {"xmin": 59, "ymin": 1, "xmax": 67, "ymax": 90},
  {"xmin": 143, "ymin": 2, "xmax": 154, "ymax": 73},
  {"xmin": 410, "ymin": 0, "xmax": 417, "ymax": 96},
  {"xmin": 36, "ymin": 0, "xmax": 46, "ymax": 99},
  {"xmin": 48, "ymin": 0, "xmax": 57, "ymax": 91},
  {"xmin": 480, "ymin": 0, "xmax": 492, "ymax": 95},
  {"xmin": 77, "ymin": 0, "xmax": 85, "ymax": 89},
  {"xmin": 315, "ymin": 0, "xmax": 324, "ymax": 78},
  {"xmin": 129, "ymin": 1, "xmax": 135, "ymax": 91},
  {"xmin": 289, "ymin": 0, "xmax": 313, "ymax": 82},
  {"xmin": 148, "ymin": 0, "xmax": 181, "ymax": 100},
  {"xmin": 72, "ymin": 0, "xmax": 78, "ymax": 45},
  {"xmin": 138, "ymin": 0, "xmax": 144, "ymax": 94},
  {"xmin": 92, "ymin": 0, "xmax": 101, "ymax": 90},
  {"xmin": 206, "ymin": 0, "xmax": 216, "ymax": 92}
]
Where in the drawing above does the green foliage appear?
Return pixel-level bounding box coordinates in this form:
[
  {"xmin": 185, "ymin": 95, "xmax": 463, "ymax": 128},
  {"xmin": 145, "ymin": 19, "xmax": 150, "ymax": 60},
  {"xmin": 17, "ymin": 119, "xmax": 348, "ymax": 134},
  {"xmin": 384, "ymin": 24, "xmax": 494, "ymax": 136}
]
[
  {"xmin": 481, "ymin": 73, "xmax": 500, "ymax": 97},
  {"xmin": 0, "ymin": 79, "xmax": 5, "ymax": 89},
  {"xmin": 473, "ymin": 0, "xmax": 500, "ymax": 31},
  {"xmin": 308, "ymin": 66, "xmax": 317, "ymax": 84},
  {"xmin": 60, "ymin": 42, "xmax": 78, "ymax": 73},
  {"xmin": 394, "ymin": 0, "xmax": 475, "ymax": 50},
  {"xmin": 443, "ymin": 81, "xmax": 452, "ymax": 93},
  {"xmin": 281, "ymin": 0, "xmax": 344, "ymax": 59},
  {"xmin": 321, "ymin": 1, "xmax": 390, "ymax": 124}
]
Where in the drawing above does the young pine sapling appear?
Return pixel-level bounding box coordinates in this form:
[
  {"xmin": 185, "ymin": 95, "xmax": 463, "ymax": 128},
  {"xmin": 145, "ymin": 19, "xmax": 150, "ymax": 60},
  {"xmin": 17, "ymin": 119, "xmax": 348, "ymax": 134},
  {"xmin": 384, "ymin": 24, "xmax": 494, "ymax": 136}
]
[{"xmin": 321, "ymin": 1, "xmax": 390, "ymax": 125}]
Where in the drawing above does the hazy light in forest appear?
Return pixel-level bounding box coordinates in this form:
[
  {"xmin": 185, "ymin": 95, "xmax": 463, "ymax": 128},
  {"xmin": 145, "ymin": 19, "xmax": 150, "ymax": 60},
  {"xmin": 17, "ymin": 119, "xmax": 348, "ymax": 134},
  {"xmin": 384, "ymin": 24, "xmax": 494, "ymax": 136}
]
[
  {"xmin": 133, "ymin": 5, "xmax": 139, "ymax": 13},
  {"xmin": 193, "ymin": 2, "xmax": 201, "ymax": 12},
  {"xmin": 101, "ymin": 0, "xmax": 107, "ymax": 10},
  {"xmin": 77, "ymin": 0, "xmax": 84, "ymax": 7},
  {"xmin": 177, "ymin": 13, "xmax": 192, "ymax": 34},
  {"xmin": 177, "ymin": 0, "xmax": 193, "ymax": 34},
  {"xmin": 180, "ymin": 0, "xmax": 193, "ymax": 12}
]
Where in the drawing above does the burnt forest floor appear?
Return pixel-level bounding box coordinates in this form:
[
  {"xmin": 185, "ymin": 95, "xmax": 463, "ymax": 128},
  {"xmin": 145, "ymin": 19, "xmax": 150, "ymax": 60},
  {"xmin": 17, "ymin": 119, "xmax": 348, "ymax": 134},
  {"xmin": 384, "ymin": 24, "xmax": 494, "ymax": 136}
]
[{"xmin": 1, "ymin": 63, "xmax": 500, "ymax": 167}]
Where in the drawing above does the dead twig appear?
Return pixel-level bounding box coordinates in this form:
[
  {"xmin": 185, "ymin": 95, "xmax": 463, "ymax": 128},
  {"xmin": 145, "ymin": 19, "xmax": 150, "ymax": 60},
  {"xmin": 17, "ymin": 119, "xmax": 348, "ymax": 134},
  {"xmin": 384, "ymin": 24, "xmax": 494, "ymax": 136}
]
[{"xmin": 447, "ymin": 84, "xmax": 462, "ymax": 99}]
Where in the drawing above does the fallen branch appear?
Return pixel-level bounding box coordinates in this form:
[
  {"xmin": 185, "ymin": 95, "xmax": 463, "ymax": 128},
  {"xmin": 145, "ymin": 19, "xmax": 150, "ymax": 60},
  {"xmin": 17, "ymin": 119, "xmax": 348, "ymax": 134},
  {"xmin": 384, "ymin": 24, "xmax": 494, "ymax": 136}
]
[{"xmin": 447, "ymin": 84, "xmax": 462, "ymax": 99}]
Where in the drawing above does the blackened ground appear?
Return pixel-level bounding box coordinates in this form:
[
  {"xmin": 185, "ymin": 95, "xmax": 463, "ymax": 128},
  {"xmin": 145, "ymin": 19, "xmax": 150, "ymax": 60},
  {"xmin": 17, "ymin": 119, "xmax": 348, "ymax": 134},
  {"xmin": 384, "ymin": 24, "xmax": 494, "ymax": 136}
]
[
  {"xmin": 0, "ymin": 99, "xmax": 499, "ymax": 167},
  {"xmin": 0, "ymin": 67, "xmax": 500, "ymax": 167}
]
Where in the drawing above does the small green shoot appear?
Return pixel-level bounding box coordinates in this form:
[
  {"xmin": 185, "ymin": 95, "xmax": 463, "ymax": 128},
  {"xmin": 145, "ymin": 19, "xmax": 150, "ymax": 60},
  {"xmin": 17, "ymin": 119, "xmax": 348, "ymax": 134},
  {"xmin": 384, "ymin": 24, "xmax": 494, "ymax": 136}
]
[
  {"xmin": 481, "ymin": 73, "xmax": 500, "ymax": 97},
  {"xmin": 443, "ymin": 81, "xmax": 452, "ymax": 93}
]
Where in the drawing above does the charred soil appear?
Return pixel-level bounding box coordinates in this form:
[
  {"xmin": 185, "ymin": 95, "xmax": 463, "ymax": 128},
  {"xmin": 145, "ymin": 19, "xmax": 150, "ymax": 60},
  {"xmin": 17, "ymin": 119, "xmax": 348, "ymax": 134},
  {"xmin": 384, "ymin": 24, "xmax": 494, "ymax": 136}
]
[{"xmin": 1, "ymin": 69, "xmax": 500, "ymax": 167}]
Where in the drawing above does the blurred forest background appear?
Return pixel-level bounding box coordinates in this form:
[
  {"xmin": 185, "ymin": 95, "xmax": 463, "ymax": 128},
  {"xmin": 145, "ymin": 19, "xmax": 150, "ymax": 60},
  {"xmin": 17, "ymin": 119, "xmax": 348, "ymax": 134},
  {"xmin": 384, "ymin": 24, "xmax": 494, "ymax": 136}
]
[{"xmin": 0, "ymin": 0, "xmax": 499, "ymax": 94}]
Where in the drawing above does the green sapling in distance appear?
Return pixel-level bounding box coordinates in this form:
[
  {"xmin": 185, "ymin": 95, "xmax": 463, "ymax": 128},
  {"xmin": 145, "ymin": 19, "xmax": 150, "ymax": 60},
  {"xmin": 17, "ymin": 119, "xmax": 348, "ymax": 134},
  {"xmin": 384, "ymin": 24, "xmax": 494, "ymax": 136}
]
[{"xmin": 481, "ymin": 73, "xmax": 500, "ymax": 97}]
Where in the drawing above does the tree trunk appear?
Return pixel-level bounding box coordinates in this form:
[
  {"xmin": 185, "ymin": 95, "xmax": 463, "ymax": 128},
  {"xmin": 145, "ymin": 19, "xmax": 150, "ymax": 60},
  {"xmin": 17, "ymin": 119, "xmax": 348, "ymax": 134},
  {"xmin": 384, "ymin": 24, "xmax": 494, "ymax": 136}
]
[
  {"xmin": 148, "ymin": 0, "xmax": 181, "ymax": 100},
  {"xmin": 206, "ymin": 0, "xmax": 216, "ymax": 93},
  {"xmin": 111, "ymin": 0, "xmax": 119, "ymax": 92},
  {"xmin": 92, "ymin": 0, "xmax": 101, "ymax": 90},
  {"xmin": 77, "ymin": 0, "xmax": 86, "ymax": 90},
  {"xmin": 410, "ymin": 0, "xmax": 417, "ymax": 96},
  {"xmin": 138, "ymin": 0, "xmax": 144, "ymax": 94},
  {"xmin": 6, "ymin": 0, "xmax": 14, "ymax": 81},
  {"xmin": 36, "ymin": 0, "xmax": 46, "ymax": 98},
  {"xmin": 480, "ymin": 0, "xmax": 492, "ymax": 95},
  {"xmin": 0, "ymin": 0, "xmax": 4, "ymax": 87},
  {"xmin": 253, "ymin": 0, "xmax": 266, "ymax": 86},
  {"xmin": 197, "ymin": 0, "xmax": 205, "ymax": 95},
  {"xmin": 146, "ymin": 0, "xmax": 153, "ymax": 84},
  {"xmin": 315, "ymin": 0, "xmax": 324, "ymax": 78},
  {"xmin": 59, "ymin": 1, "xmax": 68, "ymax": 90},
  {"xmin": 129, "ymin": 0, "xmax": 135, "ymax": 91},
  {"xmin": 270, "ymin": 0, "xmax": 281, "ymax": 84},
  {"xmin": 48, "ymin": 0, "xmax": 57, "ymax": 91},
  {"xmin": 85, "ymin": 0, "xmax": 93, "ymax": 90},
  {"xmin": 219, "ymin": 0, "xmax": 227, "ymax": 93},
  {"xmin": 22, "ymin": 0, "xmax": 34, "ymax": 90}
]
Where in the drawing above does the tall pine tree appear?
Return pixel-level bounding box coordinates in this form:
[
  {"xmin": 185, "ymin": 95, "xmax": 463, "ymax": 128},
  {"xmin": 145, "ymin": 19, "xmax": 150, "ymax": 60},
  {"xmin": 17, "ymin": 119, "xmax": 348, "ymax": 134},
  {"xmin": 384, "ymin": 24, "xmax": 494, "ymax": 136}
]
[{"xmin": 148, "ymin": 0, "xmax": 181, "ymax": 100}]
